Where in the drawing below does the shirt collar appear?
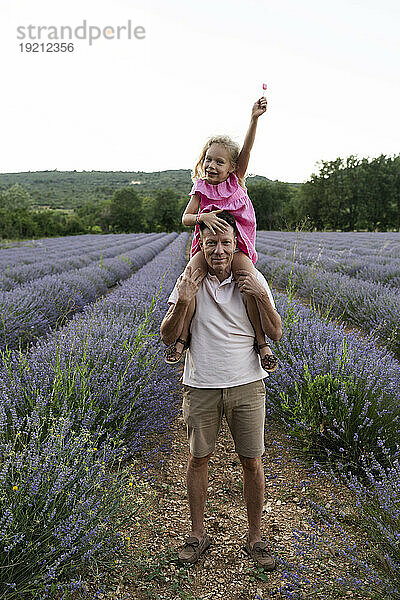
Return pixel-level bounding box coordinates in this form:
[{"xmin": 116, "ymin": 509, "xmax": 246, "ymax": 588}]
[{"xmin": 207, "ymin": 271, "xmax": 234, "ymax": 285}]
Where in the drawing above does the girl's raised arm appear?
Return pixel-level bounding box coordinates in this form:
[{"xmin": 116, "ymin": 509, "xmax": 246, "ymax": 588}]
[{"xmin": 236, "ymin": 96, "xmax": 267, "ymax": 180}]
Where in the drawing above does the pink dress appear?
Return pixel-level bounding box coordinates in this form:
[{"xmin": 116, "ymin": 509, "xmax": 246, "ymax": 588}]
[{"xmin": 189, "ymin": 172, "xmax": 258, "ymax": 265}]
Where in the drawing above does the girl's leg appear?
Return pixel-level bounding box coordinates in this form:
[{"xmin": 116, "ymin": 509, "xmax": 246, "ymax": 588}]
[
  {"xmin": 165, "ymin": 252, "xmax": 207, "ymax": 363},
  {"xmin": 175, "ymin": 252, "xmax": 207, "ymax": 351},
  {"xmin": 232, "ymin": 252, "xmax": 275, "ymax": 364},
  {"xmin": 174, "ymin": 297, "xmax": 194, "ymax": 356}
]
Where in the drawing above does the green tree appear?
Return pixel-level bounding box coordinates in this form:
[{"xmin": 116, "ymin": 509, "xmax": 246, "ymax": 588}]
[
  {"xmin": 0, "ymin": 184, "xmax": 32, "ymax": 210},
  {"xmin": 300, "ymin": 154, "xmax": 400, "ymax": 231},
  {"xmin": 153, "ymin": 188, "xmax": 182, "ymax": 232},
  {"xmin": 109, "ymin": 187, "xmax": 144, "ymax": 233},
  {"xmin": 247, "ymin": 181, "xmax": 289, "ymax": 230}
]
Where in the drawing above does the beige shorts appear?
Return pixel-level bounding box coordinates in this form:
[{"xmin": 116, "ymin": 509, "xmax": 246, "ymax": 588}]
[{"xmin": 182, "ymin": 380, "xmax": 266, "ymax": 458}]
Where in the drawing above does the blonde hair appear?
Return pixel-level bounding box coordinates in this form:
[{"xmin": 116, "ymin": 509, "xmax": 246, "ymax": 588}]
[{"xmin": 192, "ymin": 135, "xmax": 246, "ymax": 189}]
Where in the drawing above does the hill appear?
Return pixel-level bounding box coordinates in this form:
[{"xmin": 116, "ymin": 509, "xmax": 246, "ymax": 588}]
[{"xmin": 0, "ymin": 169, "xmax": 274, "ymax": 210}]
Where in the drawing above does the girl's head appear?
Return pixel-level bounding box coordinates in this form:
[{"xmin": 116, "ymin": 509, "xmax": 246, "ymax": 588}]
[{"xmin": 192, "ymin": 135, "xmax": 245, "ymax": 188}]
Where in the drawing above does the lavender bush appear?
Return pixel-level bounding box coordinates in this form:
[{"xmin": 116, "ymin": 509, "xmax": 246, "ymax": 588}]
[
  {"xmin": 265, "ymin": 289, "xmax": 400, "ymax": 469},
  {"xmin": 263, "ymin": 283, "xmax": 400, "ymax": 598},
  {"xmin": 0, "ymin": 414, "xmax": 147, "ymax": 599},
  {"xmin": 276, "ymin": 441, "xmax": 400, "ymax": 599}
]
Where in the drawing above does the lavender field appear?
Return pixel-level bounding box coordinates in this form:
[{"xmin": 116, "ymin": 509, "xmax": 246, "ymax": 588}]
[
  {"xmin": 0, "ymin": 232, "xmax": 176, "ymax": 350},
  {"xmin": 255, "ymin": 231, "xmax": 400, "ymax": 597},
  {"xmin": 1, "ymin": 231, "xmax": 400, "ymax": 599},
  {"xmin": 256, "ymin": 231, "xmax": 400, "ymax": 357},
  {"xmin": 0, "ymin": 232, "xmax": 189, "ymax": 598}
]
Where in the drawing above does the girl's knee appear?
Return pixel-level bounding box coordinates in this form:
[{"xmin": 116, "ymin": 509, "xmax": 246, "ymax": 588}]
[
  {"xmin": 185, "ymin": 252, "xmax": 208, "ymax": 278},
  {"xmin": 232, "ymin": 251, "xmax": 256, "ymax": 275}
]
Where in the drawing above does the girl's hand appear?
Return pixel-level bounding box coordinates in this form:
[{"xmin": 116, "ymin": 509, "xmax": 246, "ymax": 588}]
[
  {"xmin": 199, "ymin": 210, "xmax": 230, "ymax": 235},
  {"xmin": 251, "ymin": 96, "xmax": 267, "ymax": 120}
]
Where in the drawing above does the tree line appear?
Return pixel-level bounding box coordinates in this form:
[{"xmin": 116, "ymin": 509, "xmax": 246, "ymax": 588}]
[
  {"xmin": 299, "ymin": 154, "xmax": 400, "ymax": 231},
  {"xmin": 1, "ymin": 153, "xmax": 399, "ymax": 240}
]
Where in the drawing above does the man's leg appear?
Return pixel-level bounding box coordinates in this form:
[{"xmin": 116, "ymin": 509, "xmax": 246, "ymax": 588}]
[
  {"xmin": 223, "ymin": 380, "xmax": 266, "ymax": 545},
  {"xmin": 223, "ymin": 381, "xmax": 276, "ymax": 569},
  {"xmin": 238, "ymin": 454, "xmax": 264, "ymax": 546},
  {"xmin": 179, "ymin": 386, "xmax": 220, "ymax": 563},
  {"xmin": 239, "ymin": 453, "xmax": 276, "ymax": 570},
  {"xmin": 187, "ymin": 451, "xmax": 213, "ymax": 540}
]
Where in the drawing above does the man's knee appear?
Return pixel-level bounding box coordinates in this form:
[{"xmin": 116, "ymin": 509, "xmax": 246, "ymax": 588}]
[
  {"xmin": 188, "ymin": 452, "xmax": 213, "ymax": 470},
  {"xmin": 238, "ymin": 454, "xmax": 262, "ymax": 472}
]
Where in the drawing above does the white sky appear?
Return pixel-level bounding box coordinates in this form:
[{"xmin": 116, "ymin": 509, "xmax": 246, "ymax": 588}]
[{"xmin": 1, "ymin": 0, "xmax": 399, "ymax": 183}]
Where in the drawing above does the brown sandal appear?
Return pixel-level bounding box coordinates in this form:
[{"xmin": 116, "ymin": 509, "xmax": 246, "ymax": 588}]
[
  {"xmin": 164, "ymin": 337, "xmax": 189, "ymax": 365},
  {"xmin": 254, "ymin": 341, "xmax": 278, "ymax": 373}
]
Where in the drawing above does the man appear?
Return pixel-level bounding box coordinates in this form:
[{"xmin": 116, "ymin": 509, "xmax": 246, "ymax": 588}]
[{"xmin": 160, "ymin": 211, "xmax": 282, "ymax": 569}]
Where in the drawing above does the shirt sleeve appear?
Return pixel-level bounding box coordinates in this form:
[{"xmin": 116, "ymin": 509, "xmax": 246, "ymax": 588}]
[
  {"xmin": 167, "ymin": 281, "xmax": 179, "ymax": 305},
  {"xmin": 189, "ymin": 181, "xmax": 198, "ymax": 197},
  {"xmin": 255, "ymin": 269, "xmax": 276, "ymax": 310}
]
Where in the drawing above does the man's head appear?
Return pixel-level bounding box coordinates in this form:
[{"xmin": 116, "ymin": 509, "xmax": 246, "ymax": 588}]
[{"xmin": 199, "ymin": 211, "xmax": 237, "ymax": 280}]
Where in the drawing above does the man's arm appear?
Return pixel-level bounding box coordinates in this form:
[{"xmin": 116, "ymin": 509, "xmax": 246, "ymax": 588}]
[
  {"xmin": 160, "ymin": 299, "xmax": 190, "ymax": 347},
  {"xmin": 255, "ymin": 291, "xmax": 282, "ymax": 341},
  {"xmin": 160, "ymin": 266, "xmax": 204, "ymax": 346},
  {"xmin": 235, "ymin": 269, "xmax": 282, "ymax": 341}
]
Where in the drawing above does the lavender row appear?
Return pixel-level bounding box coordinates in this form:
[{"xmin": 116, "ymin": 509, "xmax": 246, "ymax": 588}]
[
  {"xmin": 256, "ymin": 251, "xmax": 400, "ymax": 357},
  {"xmin": 256, "ymin": 236, "xmax": 400, "ymax": 289},
  {"xmin": 0, "ymin": 233, "xmax": 164, "ymax": 291},
  {"xmin": 0, "ymin": 233, "xmax": 178, "ymax": 350},
  {"xmin": 268, "ymin": 290, "xmax": 400, "ymax": 458},
  {"xmin": 266, "ymin": 290, "xmax": 400, "ymax": 597},
  {"xmin": 0, "ymin": 233, "xmax": 189, "ymax": 598},
  {"xmin": 256, "ymin": 234, "xmax": 400, "ymax": 268},
  {"xmin": 1, "ymin": 231, "xmax": 189, "ymax": 454},
  {"xmin": 257, "ymin": 230, "xmax": 400, "ymax": 259},
  {"xmin": 0, "ymin": 232, "xmax": 150, "ymax": 268}
]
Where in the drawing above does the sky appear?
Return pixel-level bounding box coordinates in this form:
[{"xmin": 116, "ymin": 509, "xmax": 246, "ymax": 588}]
[{"xmin": 1, "ymin": 0, "xmax": 399, "ymax": 183}]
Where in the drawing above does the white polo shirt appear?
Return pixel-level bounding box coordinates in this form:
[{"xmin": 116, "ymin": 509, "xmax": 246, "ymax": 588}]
[{"xmin": 167, "ymin": 269, "xmax": 277, "ymax": 388}]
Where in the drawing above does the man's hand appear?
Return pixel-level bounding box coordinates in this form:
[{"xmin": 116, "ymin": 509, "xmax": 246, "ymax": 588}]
[
  {"xmin": 177, "ymin": 265, "xmax": 204, "ymax": 304},
  {"xmin": 235, "ymin": 269, "xmax": 267, "ymax": 299}
]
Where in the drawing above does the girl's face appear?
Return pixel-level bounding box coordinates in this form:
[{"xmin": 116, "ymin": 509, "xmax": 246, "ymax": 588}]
[{"xmin": 203, "ymin": 143, "xmax": 234, "ymax": 185}]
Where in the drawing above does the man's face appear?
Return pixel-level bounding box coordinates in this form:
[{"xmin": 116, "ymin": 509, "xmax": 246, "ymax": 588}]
[{"xmin": 200, "ymin": 225, "xmax": 237, "ymax": 276}]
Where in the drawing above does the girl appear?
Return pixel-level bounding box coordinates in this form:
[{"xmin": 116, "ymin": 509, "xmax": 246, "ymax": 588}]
[{"xmin": 164, "ymin": 96, "xmax": 278, "ymax": 373}]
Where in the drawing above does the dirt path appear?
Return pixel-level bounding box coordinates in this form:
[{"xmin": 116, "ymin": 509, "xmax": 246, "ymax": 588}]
[{"xmin": 122, "ymin": 393, "xmax": 375, "ymax": 600}]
